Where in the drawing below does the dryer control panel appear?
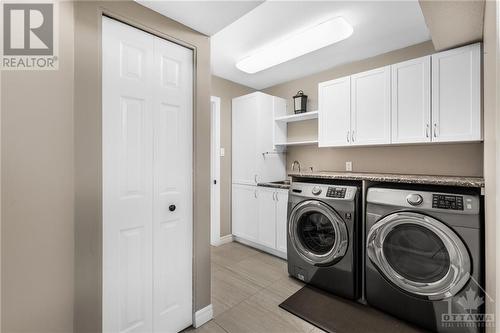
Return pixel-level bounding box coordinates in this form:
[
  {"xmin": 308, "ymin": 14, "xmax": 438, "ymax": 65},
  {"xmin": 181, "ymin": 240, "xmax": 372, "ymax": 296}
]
[
  {"xmin": 326, "ymin": 187, "xmax": 347, "ymax": 198},
  {"xmin": 432, "ymin": 194, "xmax": 464, "ymax": 210}
]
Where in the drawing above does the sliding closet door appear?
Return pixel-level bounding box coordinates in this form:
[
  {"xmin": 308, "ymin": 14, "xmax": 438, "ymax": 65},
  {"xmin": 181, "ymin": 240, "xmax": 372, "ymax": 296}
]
[
  {"xmin": 103, "ymin": 16, "xmax": 193, "ymax": 333},
  {"xmin": 152, "ymin": 35, "xmax": 193, "ymax": 332}
]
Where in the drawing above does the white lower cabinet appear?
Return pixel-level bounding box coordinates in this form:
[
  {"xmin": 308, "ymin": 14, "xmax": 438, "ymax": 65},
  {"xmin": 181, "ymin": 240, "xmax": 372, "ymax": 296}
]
[
  {"xmin": 232, "ymin": 184, "xmax": 288, "ymax": 257},
  {"xmin": 257, "ymin": 187, "xmax": 277, "ymax": 249},
  {"xmin": 232, "ymin": 184, "xmax": 259, "ymax": 242},
  {"xmin": 275, "ymin": 190, "xmax": 289, "ymax": 254}
]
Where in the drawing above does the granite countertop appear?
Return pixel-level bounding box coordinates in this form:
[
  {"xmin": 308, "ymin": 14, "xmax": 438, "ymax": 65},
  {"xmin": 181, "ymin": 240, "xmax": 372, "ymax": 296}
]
[
  {"xmin": 288, "ymin": 171, "xmax": 485, "ymax": 188},
  {"xmin": 257, "ymin": 180, "xmax": 291, "ymax": 189}
]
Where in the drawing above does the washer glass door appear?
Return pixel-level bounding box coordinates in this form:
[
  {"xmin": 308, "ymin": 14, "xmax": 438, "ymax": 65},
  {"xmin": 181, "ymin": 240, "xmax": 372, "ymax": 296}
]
[
  {"xmin": 367, "ymin": 212, "xmax": 471, "ymax": 300},
  {"xmin": 289, "ymin": 200, "xmax": 348, "ymax": 265}
]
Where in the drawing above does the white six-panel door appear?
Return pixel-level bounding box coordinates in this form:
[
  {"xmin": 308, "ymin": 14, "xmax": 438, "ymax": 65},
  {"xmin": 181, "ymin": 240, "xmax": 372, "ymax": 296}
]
[
  {"xmin": 103, "ymin": 17, "xmax": 193, "ymax": 333},
  {"xmin": 152, "ymin": 27, "xmax": 193, "ymax": 333}
]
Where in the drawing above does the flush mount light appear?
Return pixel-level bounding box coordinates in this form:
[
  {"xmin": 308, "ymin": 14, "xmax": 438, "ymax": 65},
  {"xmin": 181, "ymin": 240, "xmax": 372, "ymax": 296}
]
[{"xmin": 236, "ymin": 17, "xmax": 353, "ymax": 74}]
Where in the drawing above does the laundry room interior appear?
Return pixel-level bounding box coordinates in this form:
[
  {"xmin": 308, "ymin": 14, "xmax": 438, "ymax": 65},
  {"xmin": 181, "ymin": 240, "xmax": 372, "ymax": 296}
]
[{"xmin": 1, "ymin": 1, "xmax": 500, "ymax": 333}]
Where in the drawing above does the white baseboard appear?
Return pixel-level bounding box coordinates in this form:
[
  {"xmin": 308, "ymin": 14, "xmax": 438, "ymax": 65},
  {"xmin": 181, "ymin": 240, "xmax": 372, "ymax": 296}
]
[
  {"xmin": 194, "ymin": 304, "xmax": 213, "ymax": 328},
  {"xmin": 211, "ymin": 234, "xmax": 233, "ymax": 247},
  {"xmin": 233, "ymin": 236, "xmax": 287, "ymax": 260}
]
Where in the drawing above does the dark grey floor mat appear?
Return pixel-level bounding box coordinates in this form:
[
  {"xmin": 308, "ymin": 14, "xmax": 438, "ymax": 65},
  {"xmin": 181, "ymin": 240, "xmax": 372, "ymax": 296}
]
[{"xmin": 279, "ymin": 285, "xmax": 428, "ymax": 333}]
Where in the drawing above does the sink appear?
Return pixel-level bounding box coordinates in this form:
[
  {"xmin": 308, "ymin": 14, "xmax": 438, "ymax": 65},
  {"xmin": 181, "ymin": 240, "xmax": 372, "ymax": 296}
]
[{"xmin": 271, "ymin": 180, "xmax": 291, "ymax": 185}]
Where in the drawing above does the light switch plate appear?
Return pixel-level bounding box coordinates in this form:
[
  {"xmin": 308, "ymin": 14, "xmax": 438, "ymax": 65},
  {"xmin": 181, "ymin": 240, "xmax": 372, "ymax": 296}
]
[
  {"xmin": 220, "ymin": 148, "xmax": 225, "ymax": 157},
  {"xmin": 345, "ymin": 161, "xmax": 353, "ymax": 171}
]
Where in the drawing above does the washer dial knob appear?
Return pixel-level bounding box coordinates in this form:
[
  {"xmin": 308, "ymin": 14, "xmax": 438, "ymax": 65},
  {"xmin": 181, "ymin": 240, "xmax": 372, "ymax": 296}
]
[
  {"xmin": 312, "ymin": 186, "xmax": 322, "ymax": 196},
  {"xmin": 406, "ymin": 194, "xmax": 423, "ymax": 206}
]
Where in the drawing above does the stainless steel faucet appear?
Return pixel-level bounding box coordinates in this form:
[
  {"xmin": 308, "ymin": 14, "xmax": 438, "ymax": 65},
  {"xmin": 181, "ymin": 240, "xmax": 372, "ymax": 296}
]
[{"xmin": 291, "ymin": 160, "xmax": 301, "ymax": 173}]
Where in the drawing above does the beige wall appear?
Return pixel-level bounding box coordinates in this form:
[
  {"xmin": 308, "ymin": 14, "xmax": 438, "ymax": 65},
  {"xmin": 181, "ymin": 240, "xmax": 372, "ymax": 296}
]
[
  {"xmin": 482, "ymin": 1, "xmax": 498, "ymax": 330},
  {"xmin": 419, "ymin": 0, "xmax": 485, "ymax": 51},
  {"xmin": 73, "ymin": 2, "xmax": 211, "ymax": 332},
  {"xmin": 211, "ymin": 76, "xmax": 255, "ymax": 237},
  {"xmin": 1, "ymin": 2, "xmax": 75, "ymax": 332},
  {"xmin": 263, "ymin": 41, "xmax": 484, "ymax": 177}
]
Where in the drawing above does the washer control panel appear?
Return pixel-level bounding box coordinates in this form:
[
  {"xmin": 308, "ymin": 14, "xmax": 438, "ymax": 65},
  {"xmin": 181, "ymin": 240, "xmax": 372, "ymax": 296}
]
[
  {"xmin": 432, "ymin": 194, "xmax": 464, "ymax": 211},
  {"xmin": 326, "ymin": 187, "xmax": 347, "ymax": 198}
]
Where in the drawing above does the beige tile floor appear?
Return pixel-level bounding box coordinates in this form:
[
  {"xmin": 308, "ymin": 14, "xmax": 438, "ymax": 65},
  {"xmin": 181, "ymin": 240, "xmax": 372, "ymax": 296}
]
[{"xmin": 185, "ymin": 241, "xmax": 324, "ymax": 333}]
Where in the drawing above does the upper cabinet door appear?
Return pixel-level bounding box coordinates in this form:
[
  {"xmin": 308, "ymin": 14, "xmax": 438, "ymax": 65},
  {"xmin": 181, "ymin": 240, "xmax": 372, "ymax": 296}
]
[
  {"xmin": 318, "ymin": 77, "xmax": 351, "ymax": 147},
  {"xmin": 232, "ymin": 94, "xmax": 259, "ymax": 185},
  {"xmin": 351, "ymin": 66, "xmax": 391, "ymax": 145},
  {"xmin": 432, "ymin": 43, "xmax": 482, "ymax": 142},
  {"xmin": 391, "ymin": 56, "xmax": 431, "ymax": 144},
  {"xmin": 257, "ymin": 95, "xmax": 287, "ymax": 183}
]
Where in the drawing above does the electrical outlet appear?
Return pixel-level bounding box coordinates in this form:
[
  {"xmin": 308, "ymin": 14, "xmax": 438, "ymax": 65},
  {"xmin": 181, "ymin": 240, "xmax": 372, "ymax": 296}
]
[{"xmin": 345, "ymin": 161, "xmax": 353, "ymax": 172}]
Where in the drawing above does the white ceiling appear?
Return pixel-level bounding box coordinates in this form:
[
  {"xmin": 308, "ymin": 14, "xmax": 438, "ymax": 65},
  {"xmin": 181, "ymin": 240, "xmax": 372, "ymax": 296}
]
[
  {"xmin": 137, "ymin": 1, "xmax": 264, "ymax": 36},
  {"xmin": 138, "ymin": 1, "xmax": 431, "ymax": 90},
  {"xmin": 212, "ymin": 1, "xmax": 430, "ymax": 89}
]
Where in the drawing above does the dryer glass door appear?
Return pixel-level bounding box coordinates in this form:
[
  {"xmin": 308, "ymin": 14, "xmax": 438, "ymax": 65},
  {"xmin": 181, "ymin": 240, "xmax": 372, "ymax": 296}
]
[
  {"xmin": 367, "ymin": 212, "xmax": 471, "ymax": 300},
  {"xmin": 289, "ymin": 200, "xmax": 348, "ymax": 265}
]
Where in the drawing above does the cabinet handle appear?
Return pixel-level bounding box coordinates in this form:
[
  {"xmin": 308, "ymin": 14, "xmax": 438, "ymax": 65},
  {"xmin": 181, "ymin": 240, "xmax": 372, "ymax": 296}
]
[
  {"xmin": 351, "ymin": 130, "xmax": 355, "ymax": 142},
  {"xmin": 254, "ymin": 174, "xmax": 258, "ymax": 184},
  {"xmin": 433, "ymin": 123, "xmax": 438, "ymax": 138},
  {"xmin": 254, "ymin": 189, "xmax": 258, "ymax": 199},
  {"xmin": 275, "ymin": 192, "xmax": 279, "ymax": 201},
  {"xmin": 426, "ymin": 124, "xmax": 429, "ymax": 138},
  {"xmin": 347, "ymin": 131, "xmax": 350, "ymax": 143}
]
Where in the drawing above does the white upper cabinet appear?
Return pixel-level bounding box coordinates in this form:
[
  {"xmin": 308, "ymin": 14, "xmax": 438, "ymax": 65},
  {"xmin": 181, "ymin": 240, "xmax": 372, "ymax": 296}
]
[
  {"xmin": 232, "ymin": 94, "xmax": 259, "ymax": 185},
  {"xmin": 318, "ymin": 77, "xmax": 351, "ymax": 147},
  {"xmin": 391, "ymin": 56, "xmax": 431, "ymax": 144},
  {"xmin": 232, "ymin": 92, "xmax": 286, "ymax": 185},
  {"xmin": 350, "ymin": 66, "xmax": 391, "ymax": 145},
  {"xmin": 317, "ymin": 43, "xmax": 481, "ymax": 147},
  {"xmin": 431, "ymin": 43, "xmax": 482, "ymax": 142}
]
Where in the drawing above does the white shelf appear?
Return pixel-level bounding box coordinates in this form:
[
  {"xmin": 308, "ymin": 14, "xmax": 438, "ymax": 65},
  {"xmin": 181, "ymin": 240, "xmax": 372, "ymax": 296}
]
[
  {"xmin": 275, "ymin": 111, "xmax": 318, "ymax": 123},
  {"xmin": 274, "ymin": 140, "xmax": 318, "ymax": 146}
]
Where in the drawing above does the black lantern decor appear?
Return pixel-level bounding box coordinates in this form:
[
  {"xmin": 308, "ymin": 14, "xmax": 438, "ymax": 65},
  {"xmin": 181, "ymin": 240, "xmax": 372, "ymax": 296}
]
[{"xmin": 293, "ymin": 90, "xmax": 308, "ymax": 114}]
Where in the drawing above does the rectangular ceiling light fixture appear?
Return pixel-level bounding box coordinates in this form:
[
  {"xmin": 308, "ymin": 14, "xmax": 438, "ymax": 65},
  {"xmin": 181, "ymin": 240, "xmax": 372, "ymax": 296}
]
[{"xmin": 236, "ymin": 17, "xmax": 353, "ymax": 74}]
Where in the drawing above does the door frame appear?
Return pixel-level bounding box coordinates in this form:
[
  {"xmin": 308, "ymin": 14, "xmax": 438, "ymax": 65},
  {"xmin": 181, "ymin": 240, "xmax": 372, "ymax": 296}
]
[
  {"xmin": 210, "ymin": 96, "xmax": 221, "ymax": 245},
  {"xmin": 101, "ymin": 14, "xmax": 196, "ymax": 331}
]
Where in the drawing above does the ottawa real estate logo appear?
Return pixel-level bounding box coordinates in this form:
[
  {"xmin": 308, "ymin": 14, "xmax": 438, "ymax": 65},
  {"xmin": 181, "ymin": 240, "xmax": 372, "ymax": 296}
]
[{"xmin": 1, "ymin": 2, "xmax": 58, "ymax": 70}]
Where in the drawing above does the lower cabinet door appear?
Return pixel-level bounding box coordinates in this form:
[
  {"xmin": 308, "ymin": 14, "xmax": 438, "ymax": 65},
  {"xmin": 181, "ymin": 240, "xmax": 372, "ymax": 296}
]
[
  {"xmin": 232, "ymin": 184, "xmax": 259, "ymax": 242},
  {"xmin": 257, "ymin": 187, "xmax": 277, "ymax": 249},
  {"xmin": 275, "ymin": 189, "xmax": 289, "ymax": 254}
]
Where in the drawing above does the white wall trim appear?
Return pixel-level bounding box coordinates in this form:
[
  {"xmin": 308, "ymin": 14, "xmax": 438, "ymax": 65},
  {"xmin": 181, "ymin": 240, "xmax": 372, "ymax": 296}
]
[
  {"xmin": 193, "ymin": 304, "xmax": 213, "ymax": 328},
  {"xmin": 210, "ymin": 96, "xmax": 221, "ymax": 246},
  {"xmin": 211, "ymin": 234, "xmax": 233, "ymax": 247}
]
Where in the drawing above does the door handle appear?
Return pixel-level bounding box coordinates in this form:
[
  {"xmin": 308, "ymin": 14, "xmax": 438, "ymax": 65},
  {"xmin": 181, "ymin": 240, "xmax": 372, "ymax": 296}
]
[
  {"xmin": 169, "ymin": 204, "xmax": 176, "ymax": 212},
  {"xmin": 347, "ymin": 131, "xmax": 350, "ymax": 143}
]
